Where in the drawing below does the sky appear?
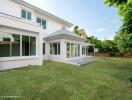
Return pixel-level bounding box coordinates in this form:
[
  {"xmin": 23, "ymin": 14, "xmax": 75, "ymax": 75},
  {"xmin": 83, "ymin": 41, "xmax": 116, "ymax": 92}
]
[{"xmin": 24, "ymin": 0, "xmax": 122, "ymax": 40}]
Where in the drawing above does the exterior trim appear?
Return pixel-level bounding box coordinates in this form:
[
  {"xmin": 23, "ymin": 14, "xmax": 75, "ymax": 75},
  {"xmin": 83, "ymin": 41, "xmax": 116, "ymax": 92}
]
[{"xmin": 12, "ymin": 0, "xmax": 73, "ymax": 27}]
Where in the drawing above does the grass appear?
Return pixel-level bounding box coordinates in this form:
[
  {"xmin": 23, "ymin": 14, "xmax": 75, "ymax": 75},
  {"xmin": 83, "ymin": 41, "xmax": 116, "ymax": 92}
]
[{"xmin": 0, "ymin": 57, "xmax": 132, "ymax": 100}]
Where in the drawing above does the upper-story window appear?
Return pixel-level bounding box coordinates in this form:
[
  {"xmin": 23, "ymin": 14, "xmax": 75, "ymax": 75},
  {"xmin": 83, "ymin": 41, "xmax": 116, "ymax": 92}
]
[
  {"xmin": 36, "ymin": 17, "xmax": 46, "ymax": 29},
  {"xmin": 21, "ymin": 9, "xmax": 32, "ymax": 20},
  {"xmin": 62, "ymin": 26, "xmax": 66, "ymax": 30}
]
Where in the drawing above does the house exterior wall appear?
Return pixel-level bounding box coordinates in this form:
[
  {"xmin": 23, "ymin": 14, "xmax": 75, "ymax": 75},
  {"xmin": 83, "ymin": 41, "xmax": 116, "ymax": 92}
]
[
  {"xmin": 43, "ymin": 38, "xmax": 90, "ymax": 63},
  {"xmin": 0, "ymin": 0, "xmax": 70, "ymax": 36},
  {"xmin": 43, "ymin": 39, "xmax": 67, "ymax": 62},
  {"xmin": 0, "ymin": 25, "xmax": 43, "ymax": 70},
  {"xmin": 0, "ymin": 0, "xmax": 71, "ymax": 70}
]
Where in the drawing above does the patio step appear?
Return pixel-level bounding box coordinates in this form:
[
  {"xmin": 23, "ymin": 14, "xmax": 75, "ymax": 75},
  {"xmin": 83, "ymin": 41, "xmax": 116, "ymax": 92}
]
[{"xmin": 68, "ymin": 57, "xmax": 94, "ymax": 66}]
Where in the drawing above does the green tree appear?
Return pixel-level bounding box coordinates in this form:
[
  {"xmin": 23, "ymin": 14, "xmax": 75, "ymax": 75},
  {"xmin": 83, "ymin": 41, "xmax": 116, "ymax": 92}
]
[
  {"xmin": 87, "ymin": 36, "xmax": 102, "ymax": 52},
  {"xmin": 74, "ymin": 25, "xmax": 81, "ymax": 36},
  {"xmin": 114, "ymin": 30, "xmax": 132, "ymax": 52},
  {"xmin": 104, "ymin": 0, "xmax": 132, "ymax": 52},
  {"xmin": 87, "ymin": 36, "xmax": 119, "ymax": 53},
  {"xmin": 102, "ymin": 40, "xmax": 119, "ymax": 52}
]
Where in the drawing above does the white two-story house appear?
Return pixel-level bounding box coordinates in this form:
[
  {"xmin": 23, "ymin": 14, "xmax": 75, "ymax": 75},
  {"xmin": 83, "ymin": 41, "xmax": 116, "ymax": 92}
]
[{"xmin": 0, "ymin": 0, "xmax": 94, "ymax": 70}]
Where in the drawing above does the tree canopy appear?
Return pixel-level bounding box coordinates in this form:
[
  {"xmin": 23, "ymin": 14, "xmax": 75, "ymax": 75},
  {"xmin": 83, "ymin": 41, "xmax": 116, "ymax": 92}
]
[{"xmin": 104, "ymin": 0, "xmax": 132, "ymax": 52}]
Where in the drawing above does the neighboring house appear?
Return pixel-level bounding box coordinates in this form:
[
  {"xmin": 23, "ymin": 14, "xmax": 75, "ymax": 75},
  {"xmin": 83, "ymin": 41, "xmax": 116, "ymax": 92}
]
[
  {"xmin": 77, "ymin": 29, "xmax": 87, "ymax": 38},
  {"xmin": 0, "ymin": 0, "xmax": 94, "ymax": 71}
]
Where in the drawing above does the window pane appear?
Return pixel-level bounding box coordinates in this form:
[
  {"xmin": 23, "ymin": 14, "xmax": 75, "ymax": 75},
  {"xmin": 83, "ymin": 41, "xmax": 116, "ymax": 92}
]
[
  {"xmin": 67, "ymin": 43, "xmax": 70, "ymax": 58},
  {"xmin": 75, "ymin": 44, "xmax": 78, "ymax": 57},
  {"xmin": 58, "ymin": 42, "xmax": 60, "ymax": 55},
  {"xmin": 50, "ymin": 44, "xmax": 52, "ymax": 54},
  {"xmin": 27, "ymin": 12, "xmax": 31, "ymax": 20},
  {"xmin": 22, "ymin": 35, "xmax": 29, "ymax": 56},
  {"xmin": 86, "ymin": 47, "xmax": 89, "ymax": 56},
  {"xmin": 37, "ymin": 17, "xmax": 41, "ymax": 26},
  {"xmin": 53, "ymin": 43, "xmax": 57, "ymax": 55},
  {"xmin": 21, "ymin": 10, "xmax": 26, "ymax": 19},
  {"xmin": 43, "ymin": 43, "xmax": 45, "ymax": 55},
  {"xmin": 82, "ymin": 47, "xmax": 84, "ymax": 55},
  {"xmin": 11, "ymin": 34, "xmax": 20, "ymax": 56},
  {"xmin": 71, "ymin": 43, "xmax": 74, "ymax": 57},
  {"xmin": 42, "ymin": 19, "xmax": 46, "ymax": 29},
  {"xmin": 0, "ymin": 32, "xmax": 10, "ymax": 57},
  {"xmin": 30, "ymin": 36, "xmax": 36, "ymax": 56},
  {"xmin": 78, "ymin": 45, "xmax": 80, "ymax": 56}
]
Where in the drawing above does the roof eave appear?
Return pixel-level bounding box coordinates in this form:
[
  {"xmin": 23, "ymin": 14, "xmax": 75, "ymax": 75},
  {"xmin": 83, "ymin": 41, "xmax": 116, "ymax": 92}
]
[
  {"xmin": 12, "ymin": 0, "xmax": 73, "ymax": 27},
  {"xmin": 44, "ymin": 34, "xmax": 86, "ymax": 41}
]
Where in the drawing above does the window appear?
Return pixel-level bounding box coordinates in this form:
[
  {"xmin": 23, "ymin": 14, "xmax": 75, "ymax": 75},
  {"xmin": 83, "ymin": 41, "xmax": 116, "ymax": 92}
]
[
  {"xmin": 36, "ymin": 17, "xmax": 47, "ymax": 29},
  {"xmin": 58, "ymin": 42, "xmax": 60, "ymax": 55},
  {"xmin": 21, "ymin": 10, "xmax": 26, "ymax": 19},
  {"xmin": 37, "ymin": 17, "xmax": 41, "ymax": 26},
  {"xmin": 43, "ymin": 43, "xmax": 45, "ymax": 55},
  {"xmin": 71, "ymin": 43, "xmax": 74, "ymax": 57},
  {"xmin": 75, "ymin": 44, "xmax": 78, "ymax": 57},
  {"xmin": 22, "ymin": 35, "xmax": 36, "ymax": 56},
  {"xmin": 66, "ymin": 43, "xmax": 80, "ymax": 58},
  {"xmin": 0, "ymin": 32, "xmax": 36, "ymax": 58},
  {"xmin": 66, "ymin": 43, "xmax": 70, "ymax": 58},
  {"xmin": 0, "ymin": 32, "xmax": 11, "ymax": 57},
  {"xmin": 50, "ymin": 44, "xmax": 52, "ymax": 54},
  {"xmin": 78, "ymin": 45, "xmax": 80, "ymax": 56},
  {"xmin": 30, "ymin": 36, "xmax": 36, "ymax": 56},
  {"xmin": 27, "ymin": 12, "xmax": 31, "ymax": 20},
  {"xmin": 50, "ymin": 42, "xmax": 60, "ymax": 55},
  {"xmin": 82, "ymin": 47, "xmax": 86, "ymax": 55},
  {"xmin": 0, "ymin": 32, "xmax": 20, "ymax": 57},
  {"xmin": 22, "ymin": 35, "xmax": 29, "ymax": 56},
  {"xmin": 12, "ymin": 34, "xmax": 20, "ymax": 56},
  {"xmin": 62, "ymin": 26, "xmax": 65, "ymax": 30},
  {"xmin": 21, "ymin": 9, "xmax": 32, "ymax": 20}
]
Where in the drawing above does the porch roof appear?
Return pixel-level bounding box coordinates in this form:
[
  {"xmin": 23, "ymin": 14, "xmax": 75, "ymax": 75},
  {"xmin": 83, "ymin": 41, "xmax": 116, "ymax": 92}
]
[{"xmin": 44, "ymin": 29, "xmax": 86, "ymax": 41}]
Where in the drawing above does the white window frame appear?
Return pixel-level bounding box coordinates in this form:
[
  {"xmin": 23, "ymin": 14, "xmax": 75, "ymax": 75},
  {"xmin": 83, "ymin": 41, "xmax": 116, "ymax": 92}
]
[
  {"xmin": 21, "ymin": 9, "xmax": 32, "ymax": 20},
  {"xmin": 36, "ymin": 17, "xmax": 47, "ymax": 29},
  {"xmin": 50, "ymin": 42, "xmax": 60, "ymax": 55},
  {"xmin": 0, "ymin": 31, "xmax": 37, "ymax": 61}
]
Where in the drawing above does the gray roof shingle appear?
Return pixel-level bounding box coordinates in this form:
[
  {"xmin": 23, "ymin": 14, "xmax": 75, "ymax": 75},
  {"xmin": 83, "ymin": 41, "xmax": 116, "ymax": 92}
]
[{"xmin": 45, "ymin": 29, "xmax": 85, "ymax": 39}]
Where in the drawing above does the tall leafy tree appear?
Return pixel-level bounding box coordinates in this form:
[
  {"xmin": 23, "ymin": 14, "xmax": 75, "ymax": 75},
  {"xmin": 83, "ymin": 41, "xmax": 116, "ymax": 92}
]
[{"xmin": 104, "ymin": 0, "xmax": 132, "ymax": 52}]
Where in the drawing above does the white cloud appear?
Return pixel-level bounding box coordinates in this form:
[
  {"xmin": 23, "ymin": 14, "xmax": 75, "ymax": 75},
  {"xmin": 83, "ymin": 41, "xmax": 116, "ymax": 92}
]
[{"xmin": 96, "ymin": 28, "xmax": 106, "ymax": 32}]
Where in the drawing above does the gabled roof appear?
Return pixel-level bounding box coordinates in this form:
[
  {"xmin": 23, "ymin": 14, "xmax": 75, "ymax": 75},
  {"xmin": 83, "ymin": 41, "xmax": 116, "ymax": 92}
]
[
  {"xmin": 44, "ymin": 29, "xmax": 86, "ymax": 41},
  {"xmin": 12, "ymin": 0, "xmax": 73, "ymax": 27}
]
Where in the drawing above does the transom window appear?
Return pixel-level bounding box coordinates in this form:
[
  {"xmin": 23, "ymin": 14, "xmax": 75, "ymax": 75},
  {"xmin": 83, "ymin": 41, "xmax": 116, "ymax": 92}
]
[
  {"xmin": 21, "ymin": 9, "xmax": 32, "ymax": 20},
  {"xmin": 36, "ymin": 17, "xmax": 47, "ymax": 29},
  {"xmin": 0, "ymin": 32, "xmax": 36, "ymax": 57},
  {"xmin": 50, "ymin": 42, "xmax": 60, "ymax": 55}
]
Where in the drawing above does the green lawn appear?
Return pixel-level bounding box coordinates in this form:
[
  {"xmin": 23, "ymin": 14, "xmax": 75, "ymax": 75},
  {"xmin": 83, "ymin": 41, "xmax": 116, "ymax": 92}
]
[{"xmin": 0, "ymin": 57, "xmax": 132, "ymax": 100}]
